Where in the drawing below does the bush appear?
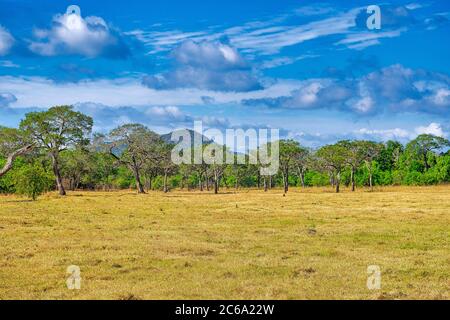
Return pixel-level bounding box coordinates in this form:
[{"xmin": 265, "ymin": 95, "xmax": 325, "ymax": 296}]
[
  {"xmin": 403, "ymin": 171, "xmax": 424, "ymax": 186},
  {"xmin": 14, "ymin": 163, "xmax": 53, "ymax": 200}
]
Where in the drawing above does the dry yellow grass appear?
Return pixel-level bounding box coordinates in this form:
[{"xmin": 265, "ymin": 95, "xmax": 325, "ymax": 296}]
[{"xmin": 0, "ymin": 186, "xmax": 449, "ymax": 300}]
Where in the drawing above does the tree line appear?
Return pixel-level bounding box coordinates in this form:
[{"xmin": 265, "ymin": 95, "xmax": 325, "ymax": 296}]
[{"xmin": 1, "ymin": 106, "xmax": 449, "ymax": 199}]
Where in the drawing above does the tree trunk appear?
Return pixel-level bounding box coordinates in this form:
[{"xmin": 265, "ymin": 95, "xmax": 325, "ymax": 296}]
[
  {"xmin": 423, "ymin": 152, "xmax": 429, "ymax": 171},
  {"xmin": 0, "ymin": 144, "xmax": 34, "ymax": 178},
  {"xmin": 298, "ymin": 167, "xmax": 305, "ymax": 188},
  {"xmin": 264, "ymin": 176, "xmax": 268, "ymax": 192},
  {"xmin": 282, "ymin": 168, "xmax": 289, "ymax": 194},
  {"xmin": 199, "ymin": 175, "xmax": 203, "ymax": 191},
  {"xmin": 132, "ymin": 167, "xmax": 145, "ymax": 194},
  {"xmin": 163, "ymin": 172, "xmax": 168, "ymax": 193},
  {"xmin": 351, "ymin": 168, "xmax": 356, "ymax": 192},
  {"xmin": 336, "ymin": 172, "xmax": 341, "ymax": 193},
  {"xmin": 51, "ymin": 153, "xmax": 66, "ymax": 196},
  {"xmin": 257, "ymin": 172, "xmax": 261, "ymax": 189},
  {"xmin": 214, "ymin": 180, "xmax": 219, "ymax": 194},
  {"xmin": 369, "ymin": 172, "xmax": 373, "ymax": 192},
  {"xmin": 269, "ymin": 175, "xmax": 273, "ymax": 189}
]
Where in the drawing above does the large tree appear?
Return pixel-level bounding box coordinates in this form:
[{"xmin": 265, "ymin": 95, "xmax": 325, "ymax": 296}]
[
  {"xmin": 406, "ymin": 134, "xmax": 450, "ymax": 171},
  {"xmin": 0, "ymin": 127, "xmax": 35, "ymax": 178},
  {"xmin": 107, "ymin": 124, "xmax": 161, "ymax": 194},
  {"xmin": 20, "ymin": 106, "xmax": 93, "ymax": 196}
]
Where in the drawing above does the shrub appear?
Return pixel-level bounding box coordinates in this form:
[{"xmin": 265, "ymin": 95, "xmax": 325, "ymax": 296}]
[{"xmin": 14, "ymin": 163, "xmax": 53, "ymax": 200}]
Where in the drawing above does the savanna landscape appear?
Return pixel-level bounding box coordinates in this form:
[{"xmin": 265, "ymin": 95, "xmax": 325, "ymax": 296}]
[
  {"xmin": 1, "ymin": 0, "xmax": 450, "ymax": 303},
  {"xmin": 0, "ymin": 186, "xmax": 449, "ymax": 300}
]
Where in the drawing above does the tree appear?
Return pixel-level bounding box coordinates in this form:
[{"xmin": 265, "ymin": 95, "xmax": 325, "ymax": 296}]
[
  {"xmin": 292, "ymin": 146, "xmax": 310, "ymax": 188},
  {"xmin": 317, "ymin": 144, "xmax": 348, "ymax": 193},
  {"xmin": 0, "ymin": 127, "xmax": 35, "ymax": 178},
  {"xmin": 377, "ymin": 140, "xmax": 403, "ymax": 172},
  {"xmin": 60, "ymin": 148, "xmax": 91, "ymax": 190},
  {"xmin": 358, "ymin": 141, "xmax": 383, "ymax": 191},
  {"xmin": 20, "ymin": 106, "xmax": 93, "ymax": 196},
  {"xmin": 406, "ymin": 134, "xmax": 450, "ymax": 171},
  {"xmin": 279, "ymin": 140, "xmax": 302, "ymax": 194},
  {"xmin": 107, "ymin": 124, "xmax": 161, "ymax": 194},
  {"xmin": 338, "ymin": 140, "xmax": 365, "ymax": 192},
  {"xmin": 14, "ymin": 163, "xmax": 53, "ymax": 200},
  {"xmin": 157, "ymin": 143, "xmax": 177, "ymax": 193}
]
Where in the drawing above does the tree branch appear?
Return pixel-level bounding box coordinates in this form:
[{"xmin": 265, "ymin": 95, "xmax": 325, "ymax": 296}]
[{"xmin": 0, "ymin": 144, "xmax": 35, "ymax": 178}]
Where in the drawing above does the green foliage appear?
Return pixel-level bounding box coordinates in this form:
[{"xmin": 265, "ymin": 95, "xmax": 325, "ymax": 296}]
[{"xmin": 14, "ymin": 163, "xmax": 53, "ymax": 200}]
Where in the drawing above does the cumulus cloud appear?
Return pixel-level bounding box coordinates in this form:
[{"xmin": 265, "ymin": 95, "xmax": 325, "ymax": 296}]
[
  {"xmin": 28, "ymin": 10, "xmax": 128, "ymax": 58},
  {"xmin": 0, "ymin": 93, "xmax": 17, "ymax": 107},
  {"xmin": 143, "ymin": 40, "xmax": 263, "ymax": 92},
  {"xmin": 244, "ymin": 65, "xmax": 450, "ymax": 116},
  {"xmin": 0, "ymin": 25, "xmax": 14, "ymax": 56},
  {"xmin": 414, "ymin": 123, "xmax": 446, "ymax": 137}
]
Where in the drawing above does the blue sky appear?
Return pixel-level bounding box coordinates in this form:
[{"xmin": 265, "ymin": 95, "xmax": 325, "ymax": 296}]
[{"xmin": 0, "ymin": 0, "xmax": 449, "ymax": 146}]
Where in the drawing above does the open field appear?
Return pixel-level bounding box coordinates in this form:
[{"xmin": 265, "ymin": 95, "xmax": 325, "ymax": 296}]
[{"xmin": 0, "ymin": 186, "xmax": 449, "ymax": 300}]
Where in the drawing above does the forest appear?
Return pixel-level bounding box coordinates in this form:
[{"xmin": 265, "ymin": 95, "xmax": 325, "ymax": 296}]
[{"xmin": 1, "ymin": 106, "xmax": 449, "ymax": 200}]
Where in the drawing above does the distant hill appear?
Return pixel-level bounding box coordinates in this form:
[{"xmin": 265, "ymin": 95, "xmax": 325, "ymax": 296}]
[{"xmin": 161, "ymin": 129, "xmax": 212, "ymax": 148}]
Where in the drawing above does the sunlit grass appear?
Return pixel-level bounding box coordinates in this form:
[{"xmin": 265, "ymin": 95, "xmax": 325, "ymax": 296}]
[{"xmin": 0, "ymin": 186, "xmax": 449, "ymax": 300}]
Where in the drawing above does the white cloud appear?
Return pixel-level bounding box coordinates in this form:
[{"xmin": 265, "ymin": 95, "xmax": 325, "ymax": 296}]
[
  {"xmin": 415, "ymin": 123, "xmax": 446, "ymax": 137},
  {"xmin": 355, "ymin": 128, "xmax": 411, "ymax": 140},
  {"xmin": 142, "ymin": 40, "xmax": 263, "ymax": 92},
  {"xmin": 244, "ymin": 64, "xmax": 450, "ymax": 116},
  {"xmin": 405, "ymin": 3, "xmax": 424, "ymax": 10},
  {"xmin": 335, "ymin": 29, "xmax": 406, "ymax": 50},
  {"xmin": 0, "ymin": 25, "xmax": 14, "ymax": 56},
  {"xmin": 0, "ymin": 75, "xmax": 300, "ymax": 109},
  {"xmin": 355, "ymin": 123, "xmax": 447, "ymax": 142},
  {"xmin": 128, "ymin": 7, "xmax": 362, "ymax": 55},
  {"xmin": 29, "ymin": 10, "xmax": 127, "ymax": 58},
  {"xmin": 147, "ymin": 106, "xmax": 188, "ymax": 121}
]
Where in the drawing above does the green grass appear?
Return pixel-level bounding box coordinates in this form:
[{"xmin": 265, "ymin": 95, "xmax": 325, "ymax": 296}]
[{"xmin": 0, "ymin": 186, "xmax": 449, "ymax": 300}]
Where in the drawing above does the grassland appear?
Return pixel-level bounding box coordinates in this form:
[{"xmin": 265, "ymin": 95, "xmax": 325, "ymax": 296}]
[{"xmin": 0, "ymin": 186, "xmax": 449, "ymax": 300}]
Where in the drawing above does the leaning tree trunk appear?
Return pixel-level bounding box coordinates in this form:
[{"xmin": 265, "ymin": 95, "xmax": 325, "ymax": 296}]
[
  {"xmin": 51, "ymin": 153, "xmax": 66, "ymax": 196},
  {"xmin": 0, "ymin": 144, "xmax": 34, "ymax": 178}
]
